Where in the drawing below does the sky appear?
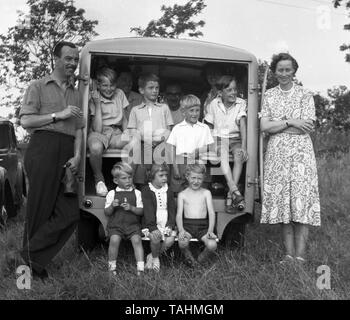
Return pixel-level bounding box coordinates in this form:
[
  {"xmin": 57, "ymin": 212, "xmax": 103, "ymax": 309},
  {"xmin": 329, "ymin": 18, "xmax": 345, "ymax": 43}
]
[{"xmin": 1, "ymin": 0, "xmax": 350, "ymax": 117}]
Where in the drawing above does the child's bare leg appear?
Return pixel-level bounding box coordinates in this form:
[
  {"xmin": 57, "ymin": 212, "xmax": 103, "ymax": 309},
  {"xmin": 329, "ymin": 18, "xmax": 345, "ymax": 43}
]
[
  {"xmin": 232, "ymin": 157, "xmax": 244, "ymax": 188},
  {"xmin": 131, "ymin": 234, "xmax": 144, "ymax": 274},
  {"xmin": 160, "ymin": 236, "xmax": 175, "ymax": 254},
  {"xmin": 220, "ymin": 156, "xmax": 237, "ymax": 192},
  {"xmin": 178, "ymin": 238, "xmax": 196, "ymax": 267},
  {"xmin": 108, "ymin": 235, "xmax": 122, "ymax": 271},
  {"xmin": 294, "ymin": 223, "xmax": 309, "ymax": 260},
  {"xmin": 149, "ymin": 233, "xmax": 161, "ymax": 258},
  {"xmin": 281, "ymin": 223, "xmax": 295, "ymax": 258},
  {"xmin": 198, "ymin": 237, "xmax": 217, "ymax": 263},
  {"xmin": 130, "ymin": 234, "xmax": 144, "ymax": 262},
  {"xmin": 88, "ymin": 138, "xmax": 104, "ymax": 183},
  {"xmin": 110, "ymin": 134, "xmax": 129, "ymax": 149}
]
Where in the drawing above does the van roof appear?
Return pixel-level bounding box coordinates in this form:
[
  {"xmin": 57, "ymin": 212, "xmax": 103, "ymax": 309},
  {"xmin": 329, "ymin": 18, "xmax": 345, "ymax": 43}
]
[{"xmin": 82, "ymin": 37, "xmax": 256, "ymax": 63}]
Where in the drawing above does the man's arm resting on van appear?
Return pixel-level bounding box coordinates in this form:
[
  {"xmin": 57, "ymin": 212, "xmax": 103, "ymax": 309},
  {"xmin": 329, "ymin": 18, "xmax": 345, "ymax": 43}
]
[
  {"xmin": 66, "ymin": 128, "xmax": 82, "ymax": 175},
  {"xmin": 21, "ymin": 105, "xmax": 82, "ymax": 129}
]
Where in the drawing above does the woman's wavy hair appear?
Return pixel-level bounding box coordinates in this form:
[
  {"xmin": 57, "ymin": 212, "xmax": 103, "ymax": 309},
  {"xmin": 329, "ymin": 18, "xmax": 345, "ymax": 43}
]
[{"xmin": 270, "ymin": 53, "xmax": 299, "ymax": 74}]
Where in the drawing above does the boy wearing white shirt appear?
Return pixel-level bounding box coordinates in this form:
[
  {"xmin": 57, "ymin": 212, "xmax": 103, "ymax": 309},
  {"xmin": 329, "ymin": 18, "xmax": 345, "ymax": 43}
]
[{"xmin": 167, "ymin": 94, "xmax": 214, "ymax": 192}]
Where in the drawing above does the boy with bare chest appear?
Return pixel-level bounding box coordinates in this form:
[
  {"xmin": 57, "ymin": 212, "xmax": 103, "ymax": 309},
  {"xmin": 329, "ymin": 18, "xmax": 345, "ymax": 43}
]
[{"xmin": 176, "ymin": 164, "xmax": 217, "ymax": 266}]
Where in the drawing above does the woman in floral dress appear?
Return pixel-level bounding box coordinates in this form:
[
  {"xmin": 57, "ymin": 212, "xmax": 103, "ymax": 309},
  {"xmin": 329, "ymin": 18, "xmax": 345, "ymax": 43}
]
[{"xmin": 260, "ymin": 53, "xmax": 320, "ymax": 264}]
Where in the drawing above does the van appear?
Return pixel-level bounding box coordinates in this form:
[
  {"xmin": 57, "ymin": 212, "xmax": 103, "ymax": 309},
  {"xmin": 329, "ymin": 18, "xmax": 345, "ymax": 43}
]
[{"xmin": 77, "ymin": 37, "xmax": 260, "ymax": 250}]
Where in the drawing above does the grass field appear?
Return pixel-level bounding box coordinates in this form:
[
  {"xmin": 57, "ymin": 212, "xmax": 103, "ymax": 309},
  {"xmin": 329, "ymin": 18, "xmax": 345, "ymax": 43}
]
[{"xmin": 1, "ymin": 130, "xmax": 349, "ymax": 300}]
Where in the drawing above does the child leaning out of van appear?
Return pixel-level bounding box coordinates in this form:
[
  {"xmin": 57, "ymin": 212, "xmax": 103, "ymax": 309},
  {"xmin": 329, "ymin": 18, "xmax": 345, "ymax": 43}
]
[
  {"xmin": 88, "ymin": 67, "xmax": 130, "ymax": 197},
  {"xmin": 104, "ymin": 162, "xmax": 144, "ymax": 276},
  {"xmin": 127, "ymin": 73, "xmax": 174, "ymax": 184},
  {"xmin": 204, "ymin": 75, "xmax": 248, "ymax": 212},
  {"xmin": 141, "ymin": 163, "xmax": 176, "ymax": 272},
  {"xmin": 176, "ymin": 164, "xmax": 217, "ymax": 267}
]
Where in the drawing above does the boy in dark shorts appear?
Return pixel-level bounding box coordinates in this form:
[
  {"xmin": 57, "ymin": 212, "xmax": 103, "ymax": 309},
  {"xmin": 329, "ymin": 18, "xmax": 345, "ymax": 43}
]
[
  {"xmin": 176, "ymin": 164, "xmax": 217, "ymax": 267},
  {"xmin": 104, "ymin": 162, "xmax": 144, "ymax": 275}
]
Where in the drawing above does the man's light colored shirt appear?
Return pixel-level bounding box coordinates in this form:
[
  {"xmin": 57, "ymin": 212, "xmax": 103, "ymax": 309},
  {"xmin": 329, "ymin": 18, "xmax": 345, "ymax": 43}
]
[
  {"xmin": 166, "ymin": 120, "xmax": 214, "ymax": 155},
  {"xmin": 204, "ymin": 97, "xmax": 247, "ymax": 139}
]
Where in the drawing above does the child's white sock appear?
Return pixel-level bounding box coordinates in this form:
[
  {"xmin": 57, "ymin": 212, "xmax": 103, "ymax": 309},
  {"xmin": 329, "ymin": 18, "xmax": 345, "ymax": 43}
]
[
  {"xmin": 108, "ymin": 260, "xmax": 116, "ymax": 271},
  {"xmin": 137, "ymin": 261, "xmax": 145, "ymax": 272}
]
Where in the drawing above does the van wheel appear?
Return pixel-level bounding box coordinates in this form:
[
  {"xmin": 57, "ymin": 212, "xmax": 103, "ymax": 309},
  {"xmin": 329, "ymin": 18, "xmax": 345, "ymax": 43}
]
[
  {"xmin": 77, "ymin": 210, "xmax": 99, "ymax": 252},
  {"xmin": 222, "ymin": 221, "xmax": 246, "ymax": 249},
  {"xmin": 4, "ymin": 180, "xmax": 16, "ymax": 218}
]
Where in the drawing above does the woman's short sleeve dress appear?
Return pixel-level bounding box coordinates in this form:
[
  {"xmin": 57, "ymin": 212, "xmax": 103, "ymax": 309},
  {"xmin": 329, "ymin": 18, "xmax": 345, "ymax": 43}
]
[{"xmin": 260, "ymin": 84, "xmax": 321, "ymax": 226}]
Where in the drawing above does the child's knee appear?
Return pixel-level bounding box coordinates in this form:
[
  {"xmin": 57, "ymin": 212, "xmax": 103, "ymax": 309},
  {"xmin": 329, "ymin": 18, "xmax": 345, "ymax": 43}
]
[
  {"xmin": 89, "ymin": 140, "xmax": 104, "ymax": 155},
  {"xmin": 164, "ymin": 236, "xmax": 175, "ymax": 248},
  {"xmin": 131, "ymin": 234, "xmax": 142, "ymax": 246},
  {"xmin": 109, "ymin": 235, "xmax": 120, "ymax": 246},
  {"xmin": 178, "ymin": 239, "xmax": 189, "ymax": 249},
  {"xmin": 206, "ymin": 239, "xmax": 217, "ymax": 252}
]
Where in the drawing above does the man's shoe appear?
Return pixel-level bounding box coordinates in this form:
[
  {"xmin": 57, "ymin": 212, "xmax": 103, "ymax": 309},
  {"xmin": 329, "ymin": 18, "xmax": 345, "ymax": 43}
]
[
  {"xmin": 96, "ymin": 181, "xmax": 108, "ymax": 197},
  {"xmin": 32, "ymin": 268, "xmax": 49, "ymax": 281}
]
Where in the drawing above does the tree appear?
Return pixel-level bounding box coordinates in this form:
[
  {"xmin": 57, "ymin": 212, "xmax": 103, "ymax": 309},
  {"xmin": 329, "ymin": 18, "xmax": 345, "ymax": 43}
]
[
  {"xmin": 0, "ymin": 0, "xmax": 98, "ymax": 123},
  {"xmin": 334, "ymin": 0, "xmax": 350, "ymax": 62},
  {"xmin": 130, "ymin": 0, "xmax": 206, "ymax": 38}
]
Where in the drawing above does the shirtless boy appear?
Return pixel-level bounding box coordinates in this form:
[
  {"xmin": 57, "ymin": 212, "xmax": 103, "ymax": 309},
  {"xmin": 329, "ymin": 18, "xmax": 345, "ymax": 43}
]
[{"xmin": 176, "ymin": 164, "xmax": 217, "ymax": 266}]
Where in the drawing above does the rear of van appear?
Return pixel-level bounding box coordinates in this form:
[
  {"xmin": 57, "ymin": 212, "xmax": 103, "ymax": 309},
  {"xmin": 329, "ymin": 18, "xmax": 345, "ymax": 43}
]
[{"xmin": 77, "ymin": 37, "xmax": 259, "ymax": 250}]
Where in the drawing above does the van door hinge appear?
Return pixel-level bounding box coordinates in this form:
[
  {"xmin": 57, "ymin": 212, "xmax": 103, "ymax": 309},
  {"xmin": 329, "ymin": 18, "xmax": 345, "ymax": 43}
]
[
  {"xmin": 249, "ymin": 83, "xmax": 258, "ymax": 93},
  {"xmin": 247, "ymin": 176, "xmax": 260, "ymax": 187}
]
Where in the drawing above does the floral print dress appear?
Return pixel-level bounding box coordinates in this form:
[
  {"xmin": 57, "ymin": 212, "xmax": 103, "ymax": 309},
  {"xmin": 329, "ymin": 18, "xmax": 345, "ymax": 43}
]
[{"xmin": 260, "ymin": 84, "xmax": 321, "ymax": 226}]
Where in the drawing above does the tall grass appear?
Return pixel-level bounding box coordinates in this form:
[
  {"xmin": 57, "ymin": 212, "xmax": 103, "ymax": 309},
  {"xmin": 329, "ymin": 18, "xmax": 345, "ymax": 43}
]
[{"xmin": 1, "ymin": 130, "xmax": 349, "ymax": 300}]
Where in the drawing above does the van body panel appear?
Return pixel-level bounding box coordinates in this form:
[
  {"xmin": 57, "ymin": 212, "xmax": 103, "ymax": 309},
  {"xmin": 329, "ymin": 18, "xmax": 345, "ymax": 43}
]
[
  {"xmin": 81, "ymin": 37, "xmax": 256, "ymax": 63},
  {"xmin": 77, "ymin": 37, "xmax": 259, "ymax": 241}
]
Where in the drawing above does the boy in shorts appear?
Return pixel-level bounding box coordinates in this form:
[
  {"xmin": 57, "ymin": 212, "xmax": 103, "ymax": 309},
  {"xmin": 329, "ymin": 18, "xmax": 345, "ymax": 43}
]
[
  {"xmin": 88, "ymin": 67, "xmax": 130, "ymax": 196},
  {"xmin": 104, "ymin": 162, "xmax": 144, "ymax": 275},
  {"xmin": 204, "ymin": 75, "xmax": 248, "ymax": 212},
  {"xmin": 166, "ymin": 94, "xmax": 214, "ymax": 192},
  {"xmin": 176, "ymin": 164, "xmax": 217, "ymax": 267},
  {"xmin": 127, "ymin": 73, "xmax": 174, "ymax": 185}
]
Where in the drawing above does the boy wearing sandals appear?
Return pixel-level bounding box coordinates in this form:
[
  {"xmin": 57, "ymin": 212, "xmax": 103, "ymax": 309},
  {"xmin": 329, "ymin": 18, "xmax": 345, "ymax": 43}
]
[
  {"xmin": 176, "ymin": 164, "xmax": 217, "ymax": 267},
  {"xmin": 204, "ymin": 75, "xmax": 248, "ymax": 212}
]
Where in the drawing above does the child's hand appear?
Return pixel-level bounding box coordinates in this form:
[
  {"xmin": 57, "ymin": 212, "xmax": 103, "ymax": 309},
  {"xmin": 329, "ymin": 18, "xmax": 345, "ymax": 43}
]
[
  {"xmin": 178, "ymin": 230, "xmax": 191, "ymax": 241},
  {"xmin": 206, "ymin": 232, "xmax": 217, "ymax": 240},
  {"xmin": 120, "ymin": 203, "xmax": 133, "ymax": 211},
  {"xmin": 237, "ymin": 148, "xmax": 248, "ymax": 162},
  {"xmin": 112, "ymin": 199, "xmax": 120, "ymax": 207},
  {"xmin": 164, "ymin": 227, "xmax": 172, "ymax": 236}
]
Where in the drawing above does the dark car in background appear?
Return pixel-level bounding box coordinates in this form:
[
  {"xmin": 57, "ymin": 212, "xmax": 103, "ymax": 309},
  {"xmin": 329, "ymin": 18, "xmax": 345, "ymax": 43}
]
[{"xmin": 0, "ymin": 118, "xmax": 26, "ymax": 226}]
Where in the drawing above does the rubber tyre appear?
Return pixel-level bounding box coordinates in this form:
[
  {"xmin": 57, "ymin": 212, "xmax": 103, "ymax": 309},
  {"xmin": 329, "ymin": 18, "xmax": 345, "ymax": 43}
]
[
  {"xmin": 222, "ymin": 221, "xmax": 246, "ymax": 249},
  {"xmin": 77, "ymin": 210, "xmax": 99, "ymax": 252}
]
